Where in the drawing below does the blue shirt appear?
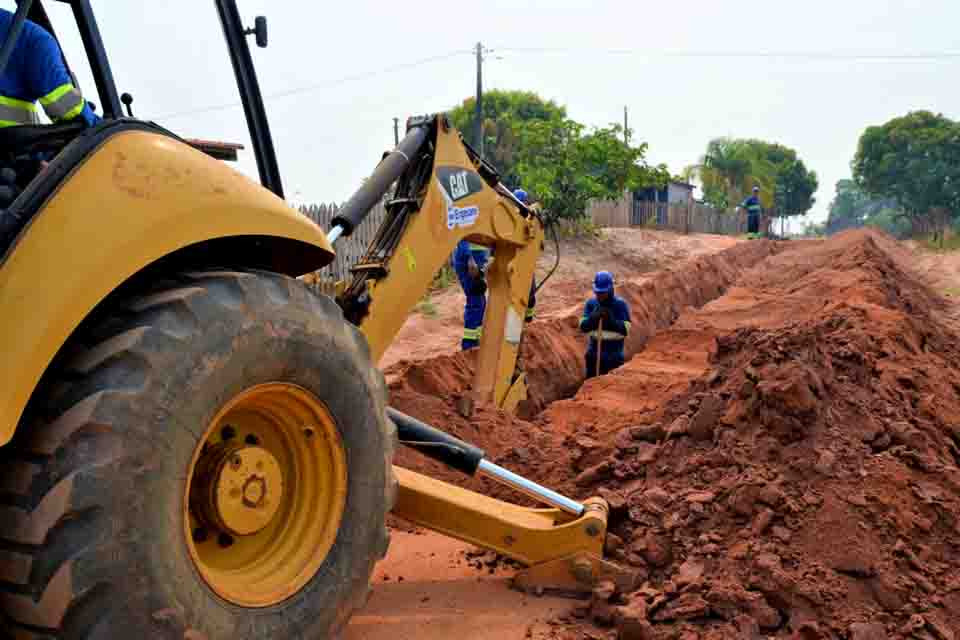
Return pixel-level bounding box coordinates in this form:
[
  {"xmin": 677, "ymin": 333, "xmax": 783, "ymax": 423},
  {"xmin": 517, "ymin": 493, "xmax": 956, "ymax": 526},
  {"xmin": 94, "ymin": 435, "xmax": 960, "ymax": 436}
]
[
  {"xmin": 0, "ymin": 9, "xmax": 98, "ymax": 127},
  {"xmin": 741, "ymin": 195, "xmax": 762, "ymax": 214},
  {"xmin": 453, "ymin": 239, "xmax": 490, "ymax": 288},
  {"xmin": 579, "ymin": 294, "xmax": 632, "ymax": 357}
]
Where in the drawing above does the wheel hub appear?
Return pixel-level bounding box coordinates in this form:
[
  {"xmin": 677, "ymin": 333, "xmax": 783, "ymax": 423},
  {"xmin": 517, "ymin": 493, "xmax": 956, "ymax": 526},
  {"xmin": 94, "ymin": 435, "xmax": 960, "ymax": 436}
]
[{"xmin": 194, "ymin": 444, "xmax": 284, "ymax": 537}]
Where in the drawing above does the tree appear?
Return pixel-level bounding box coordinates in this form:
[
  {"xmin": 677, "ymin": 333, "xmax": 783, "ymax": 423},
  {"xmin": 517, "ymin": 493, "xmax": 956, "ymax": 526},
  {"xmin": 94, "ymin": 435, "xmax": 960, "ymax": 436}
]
[
  {"xmin": 748, "ymin": 141, "xmax": 818, "ymax": 219},
  {"xmin": 448, "ymin": 90, "xmax": 567, "ymax": 186},
  {"xmin": 684, "ymin": 138, "xmax": 768, "ymax": 210},
  {"xmin": 449, "ymin": 90, "xmax": 667, "ymax": 221},
  {"xmin": 852, "ymin": 110, "xmax": 960, "ymax": 237},
  {"xmin": 515, "ymin": 119, "xmax": 668, "ymax": 221},
  {"xmin": 825, "ymin": 179, "xmax": 908, "ymax": 237},
  {"xmin": 685, "ymin": 138, "xmax": 817, "ymax": 224}
]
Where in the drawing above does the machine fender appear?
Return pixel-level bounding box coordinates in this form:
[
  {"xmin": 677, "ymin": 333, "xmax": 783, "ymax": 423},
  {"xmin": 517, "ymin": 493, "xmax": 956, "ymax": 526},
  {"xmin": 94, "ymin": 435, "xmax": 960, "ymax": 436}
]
[{"xmin": 0, "ymin": 130, "xmax": 334, "ymax": 444}]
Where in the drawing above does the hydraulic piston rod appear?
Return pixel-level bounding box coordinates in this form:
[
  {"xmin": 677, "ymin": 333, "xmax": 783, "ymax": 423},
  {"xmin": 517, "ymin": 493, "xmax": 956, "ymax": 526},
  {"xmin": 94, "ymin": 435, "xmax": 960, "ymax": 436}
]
[{"xmin": 386, "ymin": 407, "xmax": 584, "ymax": 517}]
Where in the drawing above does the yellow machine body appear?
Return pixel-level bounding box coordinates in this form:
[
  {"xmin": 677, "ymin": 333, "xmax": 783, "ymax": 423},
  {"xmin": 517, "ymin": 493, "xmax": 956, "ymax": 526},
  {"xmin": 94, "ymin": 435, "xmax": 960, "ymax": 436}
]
[
  {"xmin": 0, "ymin": 130, "xmax": 334, "ymax": 446},
  {"xmin": 351, "ymin": 119, "xmax": 544, "ymax": 411}
]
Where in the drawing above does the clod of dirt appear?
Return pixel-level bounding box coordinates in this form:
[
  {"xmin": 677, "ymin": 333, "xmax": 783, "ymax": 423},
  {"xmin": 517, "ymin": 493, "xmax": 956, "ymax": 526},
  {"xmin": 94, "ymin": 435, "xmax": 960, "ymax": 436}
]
[
  {"xmin": 630, "ymin": 423, "xmax": 666, "ymax": 442},
  {"xmin": 613, "ymin": 598, "xmax": 654, "ymax": 640},
  {"xmin": 849, "ymin": 622, "xmax": 889, "ymax": 640},
  {"xmin": 651, "ymin": 593, "xmax": 709, "ymax": 622}
]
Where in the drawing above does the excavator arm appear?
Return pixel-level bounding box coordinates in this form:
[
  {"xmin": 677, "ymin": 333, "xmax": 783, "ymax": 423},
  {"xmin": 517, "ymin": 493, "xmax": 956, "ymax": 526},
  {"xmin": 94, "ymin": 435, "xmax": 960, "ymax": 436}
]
[
  {"xmin": 323, "ymin": 114, "xmax": 634, "ymax": 597},
  {"xmin": 332, "ymin": 114, "xmax": 542, "ymax": 412}
]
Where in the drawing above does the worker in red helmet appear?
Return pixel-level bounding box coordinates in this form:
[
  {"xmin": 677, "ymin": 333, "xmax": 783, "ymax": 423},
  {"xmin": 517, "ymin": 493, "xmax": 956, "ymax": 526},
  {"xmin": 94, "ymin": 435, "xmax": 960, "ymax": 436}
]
[{"xmin": 579, "ymin": 271, "xmax": 631, "ymax": 378}]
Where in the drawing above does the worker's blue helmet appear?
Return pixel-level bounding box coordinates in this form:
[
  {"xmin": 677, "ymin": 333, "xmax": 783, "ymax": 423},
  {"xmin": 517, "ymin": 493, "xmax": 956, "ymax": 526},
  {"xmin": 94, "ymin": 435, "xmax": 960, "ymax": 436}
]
[
  {"xmin": 593, "ymin": 271, "xmax": 614, "ymax": 294},
  {"xmin": 513, "ymin": 188, "xmax": 528, "ymax": 204}
]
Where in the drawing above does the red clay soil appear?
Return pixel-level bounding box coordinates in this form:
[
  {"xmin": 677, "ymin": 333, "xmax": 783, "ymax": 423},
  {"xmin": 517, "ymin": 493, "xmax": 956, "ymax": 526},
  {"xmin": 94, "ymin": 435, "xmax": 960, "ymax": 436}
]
[
  {"xmin": 387, "ymin": 237, "xmax": 780, "ymax": 493},
  {"xmin": 382, "ymin": 229, "xmax": 960, "ymax": 639}
]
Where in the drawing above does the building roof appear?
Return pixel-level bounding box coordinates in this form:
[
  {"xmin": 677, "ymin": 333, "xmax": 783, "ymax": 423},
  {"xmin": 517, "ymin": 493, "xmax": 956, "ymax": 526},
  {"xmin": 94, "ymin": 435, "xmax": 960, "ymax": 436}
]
[{"xmin": 183, "ymin": 138, "xmax": 245, "ymax": 162}]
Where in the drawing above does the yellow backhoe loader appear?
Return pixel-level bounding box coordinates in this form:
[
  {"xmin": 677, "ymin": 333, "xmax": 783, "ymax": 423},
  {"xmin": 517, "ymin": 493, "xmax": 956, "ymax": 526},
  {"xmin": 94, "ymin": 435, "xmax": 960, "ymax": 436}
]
[{"xmin": 0, "ymin": 2, "xmax": 632, "ymax": 638}]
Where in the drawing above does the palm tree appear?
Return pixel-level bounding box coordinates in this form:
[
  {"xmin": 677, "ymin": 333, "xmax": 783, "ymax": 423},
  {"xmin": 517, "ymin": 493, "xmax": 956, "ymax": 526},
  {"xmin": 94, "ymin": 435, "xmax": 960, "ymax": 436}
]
[{"xmin": 684, "ymin": 138, "xmax": 775, "ymax": 210}]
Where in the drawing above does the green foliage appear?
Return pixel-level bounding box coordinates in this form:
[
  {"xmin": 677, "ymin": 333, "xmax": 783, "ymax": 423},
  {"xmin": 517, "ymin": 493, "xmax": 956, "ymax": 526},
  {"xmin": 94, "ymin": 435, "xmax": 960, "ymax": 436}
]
[
  {"xmin": 415, "ymin": 295, "xmax": 438, "ymax": 318},
  {"xmin": 430, "ymin": 265, "xmax": 456, "ymax": 291},
  {"xmin": 449, "ymin": 90, "xmax": 567, "ymax": 186},
  {"xmin": 799, "ymin": 219, "xmax": 827, "ymax": 237},
  {"xmin": 826, "ymin": 179, "xmax": 909, "ymax": 237},
  {"xmin": 852, "ymin": 111, "xmax": 960, "ymax": 232},
  {"xmin": 448, "ymin": 90, "xmax": 667, "ymax": 221},
  {"xmin": 685, "ymin": 138, "xmax": 817, "ymax": 218},
  {"xmin": 515, "ymin": 119, "xmax": 668, "ymax": 221}
]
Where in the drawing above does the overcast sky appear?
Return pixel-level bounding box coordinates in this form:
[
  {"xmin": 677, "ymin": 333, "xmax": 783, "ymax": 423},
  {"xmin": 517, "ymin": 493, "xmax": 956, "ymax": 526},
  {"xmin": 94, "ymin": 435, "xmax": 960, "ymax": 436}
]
[{"xmin": 17, "ymin": 0, "xmax": 960, "ymax": 228}]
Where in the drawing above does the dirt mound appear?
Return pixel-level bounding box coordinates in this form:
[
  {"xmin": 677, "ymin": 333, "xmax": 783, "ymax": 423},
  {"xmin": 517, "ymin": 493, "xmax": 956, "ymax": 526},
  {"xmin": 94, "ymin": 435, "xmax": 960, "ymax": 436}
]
[
  {"xmin": 531, "ymin": 230, "xmax": 960, "ymax": 638},
  {"xmin": 387, "ymin": 239, "xmax": 781, "ymax": 493}
]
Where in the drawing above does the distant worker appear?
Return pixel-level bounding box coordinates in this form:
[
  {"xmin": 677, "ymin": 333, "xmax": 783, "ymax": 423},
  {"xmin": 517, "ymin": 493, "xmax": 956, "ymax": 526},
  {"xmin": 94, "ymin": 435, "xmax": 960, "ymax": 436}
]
[
  {"xmin": 739, "ymin": 186, "xmax": 763, "ymax": 238},
  {"xmin": 0, "ymin": 8, "xmax": 99, "ymax": 129},
  {"xmin": 579, "ymin": 271, "xmax": 631, "ymax": 379}
]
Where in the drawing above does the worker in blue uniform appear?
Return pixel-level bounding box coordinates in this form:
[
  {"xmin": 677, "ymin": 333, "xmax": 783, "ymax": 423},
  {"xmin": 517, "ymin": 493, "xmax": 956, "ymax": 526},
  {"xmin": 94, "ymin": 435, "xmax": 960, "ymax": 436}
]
[
  {"xmin": 0, "ymin": 9, "xmax": 100, "ymax": 213},
  {"xmin": 579, "ymin": 271, "xmax": 631, "ymax": 378},
  {"xmin": 0, "ymin": 8, "xmax": 99, "ymax": 129},
  {"xmin": 452, "ymin": 187, "xmax": 541, "ymax": 351},
  {"xmin": 453, "ymin": 238, "xmax": 490, "ymax": 350},
  {"xmin": 739, "ymin": 186, "xmax": 763, "ymax": 238}
]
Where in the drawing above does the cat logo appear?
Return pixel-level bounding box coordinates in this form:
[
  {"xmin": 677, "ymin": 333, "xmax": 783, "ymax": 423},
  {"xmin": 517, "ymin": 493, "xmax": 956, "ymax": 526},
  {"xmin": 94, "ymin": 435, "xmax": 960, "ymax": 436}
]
[{"xmin": 449, "ymin": 171, "xmax": 470, "ymax": 200}]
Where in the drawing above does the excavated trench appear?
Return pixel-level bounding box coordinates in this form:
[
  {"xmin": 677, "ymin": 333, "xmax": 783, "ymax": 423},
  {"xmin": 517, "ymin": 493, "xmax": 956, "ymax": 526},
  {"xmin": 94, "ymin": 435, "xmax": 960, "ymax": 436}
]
[
  {"xmin": 385, "ymin": 238, "xmax": 782, "ymax": 499},
  {"xmin": 386, "ymin": 238, "xmax": 781, "ymax": 418},
  {"xmin": 385, "ymin": 229, "xmax": 960, "ymax": 637}
]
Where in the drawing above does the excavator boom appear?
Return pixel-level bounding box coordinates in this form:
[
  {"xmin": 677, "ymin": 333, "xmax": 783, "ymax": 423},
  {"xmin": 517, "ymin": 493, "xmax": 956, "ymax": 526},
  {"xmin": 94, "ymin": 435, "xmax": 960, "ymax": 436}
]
[{"xmin": 331, "ymin": 114, "xmax": 542, "ymax": 412}]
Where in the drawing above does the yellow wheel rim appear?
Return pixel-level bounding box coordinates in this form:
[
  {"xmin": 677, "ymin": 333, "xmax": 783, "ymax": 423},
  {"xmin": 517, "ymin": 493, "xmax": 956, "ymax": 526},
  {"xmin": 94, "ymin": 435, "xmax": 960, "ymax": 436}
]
[{"xmin": 184, "ymin": 383, "xmax": 347, "ymax": 608}]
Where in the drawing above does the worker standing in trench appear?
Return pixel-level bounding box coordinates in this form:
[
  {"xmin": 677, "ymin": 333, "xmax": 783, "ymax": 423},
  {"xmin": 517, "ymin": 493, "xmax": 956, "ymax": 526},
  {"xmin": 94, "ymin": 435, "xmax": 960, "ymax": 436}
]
[
  {"xmin": 452, "ymin": 187, "xmax": 537, "ymax": 350},
  {"xmin": 579, "ymin": 271, "xmax": 632, "ymax": 378}
]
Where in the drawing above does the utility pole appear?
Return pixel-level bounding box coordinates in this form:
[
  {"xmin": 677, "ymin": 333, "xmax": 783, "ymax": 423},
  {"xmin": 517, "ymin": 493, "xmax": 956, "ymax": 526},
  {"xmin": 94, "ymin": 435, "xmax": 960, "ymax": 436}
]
[
  {"xmin": 475, "ymin": 42, "xmax": 485, "ymax": 158},
  {"xmin": 393, "ymin": 117, "xmax": 399, "ymax": 146},
  {"xmin": 623, "ymin": 106, "xmax": 629, "ymax": 145}
]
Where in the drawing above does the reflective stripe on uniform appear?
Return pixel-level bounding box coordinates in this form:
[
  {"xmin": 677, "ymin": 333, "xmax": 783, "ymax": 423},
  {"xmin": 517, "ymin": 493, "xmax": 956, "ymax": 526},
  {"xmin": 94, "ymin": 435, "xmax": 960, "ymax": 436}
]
[
  {"xmin": 0, "ymin": 95, "xmax": 40, "ymax": 127},
  {"xmin": 525, "ymin": 308, "xmax": 536, "ymax": 320},
  {"xmin": 39, "ymin": 83, "xmax": 85, "ymax": 121},
  {"xmin": 746, "ymin": 205, "xmax": 762, "ymax": 213},
  {"xmin": 468, "ymin": 242, "xmax": 489, "ymax": 253},
  {"xmin": 622, "ymin": 320, "xmax": 631, "ymax": 335},
  {"xmin": 463, "ymin": 327, "xmax": 482, "ymax": 340}
]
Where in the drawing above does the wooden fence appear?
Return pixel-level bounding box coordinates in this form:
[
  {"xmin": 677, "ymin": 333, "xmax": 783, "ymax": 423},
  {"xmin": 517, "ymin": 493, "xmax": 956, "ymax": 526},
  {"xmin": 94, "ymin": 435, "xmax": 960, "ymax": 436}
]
[
  {"xmin": 588, "ymin": 196, "xmax": 748, "ymax": 236},
  {"xmin": 297, "ymin": 193, "xmax": 747, "ymax": 290},
  {"xmin": 298, "ymin": 202, "xmax": 387, "ymax": 282}
]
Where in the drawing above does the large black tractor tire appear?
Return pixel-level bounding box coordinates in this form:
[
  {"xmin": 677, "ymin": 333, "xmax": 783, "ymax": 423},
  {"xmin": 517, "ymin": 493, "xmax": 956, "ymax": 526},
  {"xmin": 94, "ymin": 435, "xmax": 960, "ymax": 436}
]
[{"xmin": 0, "ymin": 269, "xmax": 396, "ymax": 639}]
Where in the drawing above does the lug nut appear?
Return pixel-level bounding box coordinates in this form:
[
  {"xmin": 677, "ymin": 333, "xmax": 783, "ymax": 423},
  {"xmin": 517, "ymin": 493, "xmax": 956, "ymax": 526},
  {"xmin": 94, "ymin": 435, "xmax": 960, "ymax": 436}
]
[
  {"xmin": 221, "ymin": 425, "xmax": 237, "ymax": 441},
  {"xmin": 245, "ymin": 434, "xmax": 260, "ymax": 446},
  {"xmin": 193, "ymin": 527, "xmax": 209, "ymax": 543},
  {"xmin": 218, "ymin": 533, "xmax": 234, "ymax": 548}
]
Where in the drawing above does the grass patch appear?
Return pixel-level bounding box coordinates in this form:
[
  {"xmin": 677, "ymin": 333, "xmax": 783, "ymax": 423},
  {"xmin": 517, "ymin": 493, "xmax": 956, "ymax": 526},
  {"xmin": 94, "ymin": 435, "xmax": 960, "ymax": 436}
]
[
  {"xmin": 415, "ymin": 296, "xmax": 438, "ymax": 318},
  {"xmin": 922, "ymin": 232, "xmax": 960, "ymax": 253},
  {"xmin": 431, "ymin": 265, "xmax": 456, "ymax": 291}
]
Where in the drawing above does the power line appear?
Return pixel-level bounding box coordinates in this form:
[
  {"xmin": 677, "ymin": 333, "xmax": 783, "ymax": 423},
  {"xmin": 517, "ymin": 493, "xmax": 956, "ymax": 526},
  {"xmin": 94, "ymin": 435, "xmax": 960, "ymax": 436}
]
[
  {"xmin": 496, "ymin": 46, "xmax": 960, "ymax": 61},
  {"xmin": 158, "ymin": 49, "xmax": 472, "ymax": 121}
]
